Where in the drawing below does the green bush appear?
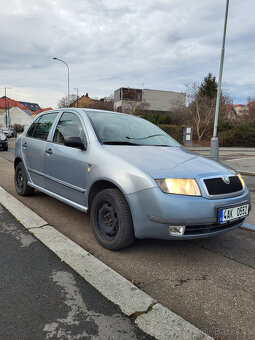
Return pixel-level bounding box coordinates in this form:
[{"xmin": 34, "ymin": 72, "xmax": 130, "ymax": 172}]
[
  {"xmin": 218, "ymin": 120, "xmax": 255, "ymax": 146},
  {"xmin": 159, "ymin": 124, "xmax": 184, "ymax": 144},
  {"xmin": 141, "ymin": 113, "xmax": 172, "ymax": 125}
]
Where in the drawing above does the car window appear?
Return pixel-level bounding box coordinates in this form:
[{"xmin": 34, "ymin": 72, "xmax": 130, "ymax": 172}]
[
  {"xmin": 26, "ymin": 116, "xmax": 41, "ymax": 137},
  {"xmin": 53, "ymin": 112, "xmax": 85, "ymax": 144},
  {"xmin": 27, "ymin": 113, "xmax": 58, "ymax": 140},
  {"xmin": 86, "ymin": 111, "xmax": 180, "ymax": 147}
]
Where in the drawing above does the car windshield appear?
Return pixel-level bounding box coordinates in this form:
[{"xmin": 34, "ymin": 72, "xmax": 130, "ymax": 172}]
[{"xmin": 86, "ymin": 111, "xmax": 180, "ymax": 147}]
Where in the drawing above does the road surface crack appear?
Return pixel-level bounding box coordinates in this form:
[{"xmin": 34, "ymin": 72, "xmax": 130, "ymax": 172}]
[{"xmin": 133, "ymin": 275, "xmax": 207, "ymax": 289}]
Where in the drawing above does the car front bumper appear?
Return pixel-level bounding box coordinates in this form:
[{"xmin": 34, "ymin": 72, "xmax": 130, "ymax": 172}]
[
  {"xmin": 0, "ymin": 140, "xmax": 8, "ymax": 148},
  {"xmin": 127, "ymin": 186, "xmax": 251, "ymax": 240}
]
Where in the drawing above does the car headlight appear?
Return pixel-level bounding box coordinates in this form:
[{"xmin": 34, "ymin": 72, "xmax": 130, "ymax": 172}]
[
  {"xmin": 0, "ymin": 135, "xmax": 6, "ymax": 141},
  {"xmin": 237, "ymin": 174, "xmax": 245, "ymax": 188},
  {"xmin": 156, "ymin": 178, "xmax": 201, "ymax": 196}
]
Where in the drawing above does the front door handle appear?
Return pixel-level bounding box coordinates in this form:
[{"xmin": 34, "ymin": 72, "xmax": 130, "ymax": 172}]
[
  {"xmin": 22, "ymin": 142, "xmax": 27, "ymax": 148},
  {"xmin": 46, "ymin": 148, "xmax": 53, "ymax": 155}
]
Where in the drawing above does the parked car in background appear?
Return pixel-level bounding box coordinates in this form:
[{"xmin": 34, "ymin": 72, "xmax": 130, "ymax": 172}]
[
  {"xmin": 0, "ymin": 127, "xmax": 17, "ymax": 138},
  {"xmin": 0, "ymin": 131, "xmax": 8, "ymax": 151},
  {"xmin": 14, "ymin": 108, "xmax": 251, "ymax": 250},
  {"xmin": 1, "ymin": 127, "xmax": 11, "ymax": 138},
  {"xmin": 8, "ymin": 128, "xmax": 17, "ymax": 138}
]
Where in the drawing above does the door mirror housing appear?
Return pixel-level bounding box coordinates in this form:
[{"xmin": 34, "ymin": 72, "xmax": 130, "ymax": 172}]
[{"xmin": 64, "ymin": 136, "xmax": 87, "ymax": 150}]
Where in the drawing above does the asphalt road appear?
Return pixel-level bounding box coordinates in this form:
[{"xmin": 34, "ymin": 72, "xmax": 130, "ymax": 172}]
[
  {"xmin": 1, "ymin": 141, "xmax": 254, "ymax": 340},
  {"xmin": 0, "ymin": 204, "xmax": 152, "ymax": 340}
]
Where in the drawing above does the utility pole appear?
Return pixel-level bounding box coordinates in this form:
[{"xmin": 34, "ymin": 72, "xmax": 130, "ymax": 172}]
[
  {"xmin": 53, "ymin": 57, "xmax": 70, "ymax": 107},
  {"xmin": 210, "ymin": 0, "xmax": 229, "ymax": 161},
  {"xmin": 4, "ymin": 87, "xmax": 11, "ymax": 127},
  {"xmin": 74, "ymin": 88, "xmax": 79, "ymax": 107}
]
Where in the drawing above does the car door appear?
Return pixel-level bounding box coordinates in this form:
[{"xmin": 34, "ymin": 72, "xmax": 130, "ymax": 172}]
[
  {"xmin": 44, "ymin": 111, "xmax": 87, "ymax": 206},
  {"xmin": 21, "ymin": 112, "xmax": 58, "ymax": 188}
]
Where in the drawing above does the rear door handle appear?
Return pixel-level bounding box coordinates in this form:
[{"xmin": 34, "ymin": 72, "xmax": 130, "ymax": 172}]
[
  {"xmin": 46, "ymin": 148, "xmax": 53, "ymax": 155},
  {"xmin": 22, "ymin": 142, "xmax": 27, "ymax": 148}
]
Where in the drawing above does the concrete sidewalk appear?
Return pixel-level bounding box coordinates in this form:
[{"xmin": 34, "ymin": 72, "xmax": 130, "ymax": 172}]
[{"xmin": 187, "ymin": 147, "xmax": 255, "ymax": 175}]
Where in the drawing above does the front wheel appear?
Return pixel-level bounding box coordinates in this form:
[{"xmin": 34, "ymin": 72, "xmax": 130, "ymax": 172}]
[
  {"xmin": 90, "ymin": 188, "xmax": 135, "ymax": 250},
  {"xmin": 15, "ymin": 162, "xmax": 34, "ymax": 196}
]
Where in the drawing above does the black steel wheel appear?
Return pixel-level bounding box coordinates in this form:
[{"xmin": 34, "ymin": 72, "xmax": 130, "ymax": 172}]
[
  {"xmin": 15, "ymin": 162, "xmax": 34, "ymax": 196},
  {"xmin": 90, "ymin": 188, "xmax": 135, "ymax": 250}
]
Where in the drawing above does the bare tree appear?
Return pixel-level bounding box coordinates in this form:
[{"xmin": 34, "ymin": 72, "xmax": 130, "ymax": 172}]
[
  {"xmin": 186, "ymin": 83, "xmax": 231, "ymax": 142},
  {"xmin": 247, "ymin": 96, "xmax": 255, "ymax": 120},
  {"xmin": 58, "ymin": 94, "xmax": 77, "ymax": 108}
]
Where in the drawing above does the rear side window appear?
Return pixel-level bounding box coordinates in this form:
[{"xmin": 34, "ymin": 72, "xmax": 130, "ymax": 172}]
[
  {"xmin": 53, "ymin": 112, "xmax": 85, "ymax": 144},
  {"xmin": 27, "ymin": 113, "xmax": 58, "ymax": 140}
]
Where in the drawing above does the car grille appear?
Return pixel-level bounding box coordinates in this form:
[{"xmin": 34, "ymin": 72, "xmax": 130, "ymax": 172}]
[
  {"xmin": 184, "ymin": 218, "xmax": 245, "ymax": 235},
  {"xmin": 203, "ymin": 176, "xmax": 242, "ymax": 195}
]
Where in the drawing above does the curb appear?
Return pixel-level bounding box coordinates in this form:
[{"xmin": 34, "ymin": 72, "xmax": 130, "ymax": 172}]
[
  {"xmin": 0, "ymin": 187, "xmax": 212, "ymax": 340},
  {"xmin": 238, "ymin": 170, "xmax": 255, "ymax": 177},
  {"xmin": 241, "ymin": 223, "xmax": 255, "ymax": 232}
]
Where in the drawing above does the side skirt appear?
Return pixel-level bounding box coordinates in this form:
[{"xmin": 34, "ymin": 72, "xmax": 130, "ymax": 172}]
[{"xmin": 28, "ymin": 182, "xmax": 88, "ymax": 213}]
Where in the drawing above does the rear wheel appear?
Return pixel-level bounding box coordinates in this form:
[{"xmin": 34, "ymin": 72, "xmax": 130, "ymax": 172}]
[
  {"xmin": 3, "ymin": 146, "xmax": 8, "ymax": 151},
  {"xmin": 15, "ymin": 162, "xmax": 34, "ymax": 196},
  {"xmin": 90, "ymin": 188, "xmax": 135, "ymax": 250}
]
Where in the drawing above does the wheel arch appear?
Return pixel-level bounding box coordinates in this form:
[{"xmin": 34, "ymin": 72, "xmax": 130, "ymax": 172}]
[
  {"xmin": 88, "ymin": 180, "xmax": 130, "ymax": 213},
  {"xmin": 14, "ymin": 157, "xmax": 22, "ymax": 169}
]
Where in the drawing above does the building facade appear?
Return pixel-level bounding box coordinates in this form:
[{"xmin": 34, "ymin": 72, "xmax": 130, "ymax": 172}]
[
  {"xmin": 114, "ymin": 87, "xmax": 186, "ymax": 114},
  {"xmin": 0, "ymin": 106, "xmax": 33, "ymax": 127}
]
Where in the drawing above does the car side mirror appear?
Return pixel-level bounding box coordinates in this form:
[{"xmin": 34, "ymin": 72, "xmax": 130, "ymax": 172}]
[{"xmin": 64, "ymin": 136, "xmax": 87, "ymax": 150}]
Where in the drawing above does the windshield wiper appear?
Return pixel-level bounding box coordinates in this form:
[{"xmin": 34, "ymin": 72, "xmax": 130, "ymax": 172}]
[
  {"xmin": 126, "ymin": 134, "xmax": 166, "ymax": 140},
  {"xmin": 103, "ymin": 141, "xmax": 139, "ymax": 146}
]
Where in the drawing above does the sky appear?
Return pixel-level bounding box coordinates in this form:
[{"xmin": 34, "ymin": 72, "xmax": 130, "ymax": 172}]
[{"xmin": 1, "ymin": 0, "xmax": 254, "ymax": 109}]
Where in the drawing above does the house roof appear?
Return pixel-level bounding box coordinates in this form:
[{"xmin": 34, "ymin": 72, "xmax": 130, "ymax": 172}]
[
  {"xmin": 0, "ymin": 97, "xmax": 28, "ymax": 111},
  {"xmin": 18, "ymin": 101, "xmax": 41, "ymax": 112},
  {"xmin": 70, "ymin": 93, "xmax": 96, "ymax": 107},
  {"xmin": 32, "ymin": 108, "xmax": 52, "ymax": 116}
]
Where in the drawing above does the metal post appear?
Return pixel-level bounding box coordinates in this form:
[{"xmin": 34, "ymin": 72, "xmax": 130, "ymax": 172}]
[
  {"xmin": 74, "ymin": 88, "xmax": 79, "ymax": 107},
  {"xmin": 53, "ymin": 57, "xmax": 70, "ymax": 107},
  {"xmin": 4, "ymin": 88, "xmax": 7, "ymax": 127},
  {"xmin": 4, "ymin": 87, "xmax": 11, "ymax": 127},
  {"xmin": 210, "ymin": 0, "xmax": 229, "ymax": 161}
]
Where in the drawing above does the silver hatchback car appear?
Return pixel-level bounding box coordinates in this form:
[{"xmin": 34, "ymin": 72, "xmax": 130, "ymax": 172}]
[{"xmin": 14, "ymin": 108, "xmax": 251, "ymax": 250}]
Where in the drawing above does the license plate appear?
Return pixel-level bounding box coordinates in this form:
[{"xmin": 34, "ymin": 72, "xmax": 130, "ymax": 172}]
[{"xmin": 219, "ymin": 204, "xmax": 249, "ymax": 224}]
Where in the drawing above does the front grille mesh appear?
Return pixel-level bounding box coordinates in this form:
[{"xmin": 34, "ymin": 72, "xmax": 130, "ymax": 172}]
[{"xmin": 203, "ymin": 176, "xmax": 242, "ymax": 195}]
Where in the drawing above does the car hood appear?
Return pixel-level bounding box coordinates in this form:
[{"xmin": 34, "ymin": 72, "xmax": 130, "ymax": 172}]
[{"xmin": 103, "ymin": 145, "xmax": 234, "ymax": 178}]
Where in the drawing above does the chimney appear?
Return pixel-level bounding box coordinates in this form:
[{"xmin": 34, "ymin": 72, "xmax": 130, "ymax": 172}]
[{"xmin": 86, "ymin": 93, "xmax": 88, "ymax": 97}]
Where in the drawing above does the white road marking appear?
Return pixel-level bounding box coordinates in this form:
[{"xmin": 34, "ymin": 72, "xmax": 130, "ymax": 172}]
[
  {"xmin": 225, "ymin": 157, "xmax": 255, "ymax": 162},
  {"xmin": 44, "ymin": 271, "xmax": 144, "ymax": 340}
]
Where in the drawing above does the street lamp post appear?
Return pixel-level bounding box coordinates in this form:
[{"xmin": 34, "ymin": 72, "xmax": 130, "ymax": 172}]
[
  {"xmin": 210, "ymin": 0, "xmax": 229, "ymax": 161},
  {"xmin": 53, "ymin": 57, "xmax": 70, "ymax": 107},
  {"xmin": 4, "ymin": 87, "xmax": 11, "ymax": 127}
]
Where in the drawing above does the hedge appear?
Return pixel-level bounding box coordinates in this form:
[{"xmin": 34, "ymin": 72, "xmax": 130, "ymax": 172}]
[
  {"xmin": 159, "ymin": 124, "xmax": 184, "ymax": 144},
  {"xmin": 218, "ymin": 120, "xmax": 255, "ymax": 147}
]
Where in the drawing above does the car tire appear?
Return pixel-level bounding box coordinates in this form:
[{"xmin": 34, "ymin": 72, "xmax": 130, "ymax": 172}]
[
  {"xmin": 90, "ymin": 188, "xmax": 135, "ymax": 250},
  {"xmin": 15, "ymin": 162, "xmax": 34, "ymax": 196},
  {"xmin": 3, "ymin": 146, "xmax": 8, "ymax": 151}
]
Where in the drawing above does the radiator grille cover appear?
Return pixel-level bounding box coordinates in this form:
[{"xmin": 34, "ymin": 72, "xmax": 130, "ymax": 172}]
[{"xmin": 203, "ymin": 176, "xmax": 242, "ymax": 195}]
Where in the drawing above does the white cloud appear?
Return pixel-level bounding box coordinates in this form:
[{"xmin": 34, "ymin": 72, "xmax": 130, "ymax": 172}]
[{"xmin": 0, "ymin": 0, "xmax": 254, "ymax": 108}]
